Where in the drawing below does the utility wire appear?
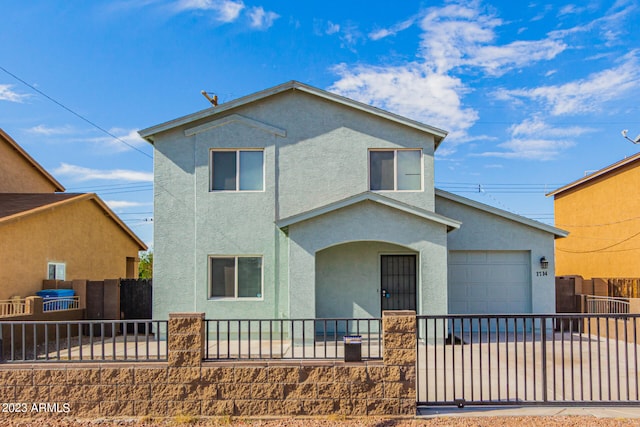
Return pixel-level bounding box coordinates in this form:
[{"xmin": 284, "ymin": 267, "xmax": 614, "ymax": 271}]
[
  {"xmin": 0, "ymin": 65, "xmax": 153, "ymax": 159},
  {"xmin": 556, "ymin": 229, "xmax": 640, "ymax": 254}
]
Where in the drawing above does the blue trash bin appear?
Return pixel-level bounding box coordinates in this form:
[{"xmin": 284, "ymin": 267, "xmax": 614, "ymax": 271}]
[{"xmin": 36, "ymin": 289, "xmax": 75, "ymax": 311}]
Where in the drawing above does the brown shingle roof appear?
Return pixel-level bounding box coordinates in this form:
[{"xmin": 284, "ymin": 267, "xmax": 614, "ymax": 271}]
[{"xmin": 0, "ymin": 193, "xmax": 84, "ymax": 219}]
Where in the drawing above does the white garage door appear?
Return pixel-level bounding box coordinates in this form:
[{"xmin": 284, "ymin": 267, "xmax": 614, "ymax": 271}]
[{"xmin": 448, "ymin": 251, "xmax": 531, "ymax": 314}]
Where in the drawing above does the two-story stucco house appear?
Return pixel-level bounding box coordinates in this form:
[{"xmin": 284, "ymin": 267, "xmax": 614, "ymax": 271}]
[
  {"xmin": 139, "ymin": 81, "xmax": 566, "ymax": 322},
  {"xmin": 548, "ymin": 152, "xmax": 640, "ymax": 280}
]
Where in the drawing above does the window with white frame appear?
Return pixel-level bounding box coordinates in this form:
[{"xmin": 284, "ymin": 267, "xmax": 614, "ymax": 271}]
[
  {"xmin": 369, "ymin": 149, "xmax": 422, "ymax": 191},
  {"xmin": 209, "ymin": 256, "xmax": 263, "ymax": 299},
  {"xmin": 210, "ymin": 150, "xmax": 264, "ymax": 191},
  {"xmin": 47, "ymin": 262, "xmax": 66, "ymax": 280}
]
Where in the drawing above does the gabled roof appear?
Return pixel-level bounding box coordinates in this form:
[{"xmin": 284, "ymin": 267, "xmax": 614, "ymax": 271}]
[
  {"xmin": 139, "ymin": 80, "xmax": 448, "ymax": 148},
  {"xmin": 0, "ymin": 193, "xmax": 147, "ymax": 250},
  {"xmin": 546, "ymin": 152, "xmax": 640, "ymax": 198},
  {"xmin": 435, "ymin": 189, "xmax": 568, "ymax": 238},
  {"xmin": 0, "ymin": 128, "xmax": 65, "ymax": 192},
  {"xmin": 276, "ymin": 192, "xmax": 461, "ymax": 231}
]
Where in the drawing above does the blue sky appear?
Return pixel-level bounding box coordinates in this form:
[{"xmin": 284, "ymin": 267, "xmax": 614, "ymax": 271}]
[{"xmin": 1, "ymin": 0, "xmax": 639, "ymax": 248}]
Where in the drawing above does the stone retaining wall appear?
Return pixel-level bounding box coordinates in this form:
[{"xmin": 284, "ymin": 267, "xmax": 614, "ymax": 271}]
[{"xmin": 0, "ymin": 311, "xmax": 416, "ymax": 418}]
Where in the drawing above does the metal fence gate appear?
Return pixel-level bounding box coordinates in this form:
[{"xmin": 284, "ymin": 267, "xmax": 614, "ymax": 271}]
[
  {"xmin": 417, "ymin": 314, "xmax": 640, "ymax": 407},
  {"xmin": 120, "ymin": 279, "xmax": 152, "ymax": 334}
]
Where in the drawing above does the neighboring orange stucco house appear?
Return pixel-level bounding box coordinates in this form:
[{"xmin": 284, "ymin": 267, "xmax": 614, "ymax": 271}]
[
  {"xmin": 547, "ymin": 152, "xmax": 640, "ymax": 279},
  {"xmin": 0, "ymin": 129, "xmax": 147, "ymax": 300}
]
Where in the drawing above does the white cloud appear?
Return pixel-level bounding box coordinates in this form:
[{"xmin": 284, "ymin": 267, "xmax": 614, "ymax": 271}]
[
  {"xmin": 477, "ymin": 116, "xmax": 587, "ymax": 160},
  {"xmin": 0, "ymin": 84, "xmax": 28, "ymax": 103},
  {"xmin": 27, "ymin": 124, "xmax": 76, "ymax": 135},
  {"xmin": 54, "ymin": 163, "xmax": 153, "ymax": 182},
  {"xmin": 509, "ymin": 116, "xmax": 594, "ymax": 138},
  {"xmin": 325, "ymin": 21, "xmax": 340, "ymax": 35},
  {"xmin": 330, "ymin": 63, "xmax": 478, "ymax": 139},
  {"xmin": 369, "ymin": 17, "xmax": 416, "ymax": 41},
  {"xmin": 467, "ymin": 39, "xmax": 567, "ymax": 76},
  {"xmin": 85, "ymin": 128, "xmax": 148, "ymax": 153},
  {"xmin": 338, "ymin": 23, "xmax": 363, "ymax": 51},
  {"xmin": 104, "ymin": 200, "xmax": 150, "ymax": 209},
  {"xmin": 247, "ymin": 6, "xmax": 279, "ymax": 30},
  {"xmin": 175, "ymin": 0, "xmax": 244, "ymax": 22},
  {"xmin": 478, "ymin": 138, "xmax": 575, "ymax": 161},
  {"xmin": 329, "ymin": 0, "xmax": 635, "ymax": 161},
  {"xmin": 558, "ymin": 4, "xmax": 586, "ymax": 16},
  {"xmin": 417, "ymin": 2, "xmax": 566, "ymax": 75},
  {"xmin": 496, "ymin": 55, "xmax": 640, "ymax": 116}
]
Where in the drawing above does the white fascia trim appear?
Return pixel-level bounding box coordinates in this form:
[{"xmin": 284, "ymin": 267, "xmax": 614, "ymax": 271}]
[
  {"xmin": 185, "ymin": 114, "xmax": 286, "ymax": 138},
  {"xmin": 276, "ymin": 192, "xmax": 461, "ymax": 230},
  {"xmin": 435, "ymin": 188, "xmax": 568, "ymax": 238}
]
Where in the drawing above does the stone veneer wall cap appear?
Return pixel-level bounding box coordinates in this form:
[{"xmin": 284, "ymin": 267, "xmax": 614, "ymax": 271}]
[
  {"xmin": 382, "ymin": 310, "xmax": 416, "ymax": 316},
  {"xmin": 168, "ymin": 312, "xmax": 205, "ymax": 319}
]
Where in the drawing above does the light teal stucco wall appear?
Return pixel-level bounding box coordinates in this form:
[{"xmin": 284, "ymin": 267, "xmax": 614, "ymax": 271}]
[
  {"xmin": 316, "ymin": 241, "xmax": 417, "ymax": 319},
  {"xmin": 435, "ymin": 195, "xmax": 557, "ymax": 313},
  {"xmin": 287, "ymin": 201, "xmax": 449, "ymax": 319},
  {"xmin": 151, "ymin": 90, "xmax": 443, "ymax": 320},
  {"xmin": 152, "ymin": 128, "xmax": 197, "ymax": 319}
]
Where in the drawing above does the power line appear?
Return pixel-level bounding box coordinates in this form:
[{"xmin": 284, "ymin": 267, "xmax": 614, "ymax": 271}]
[
  {"xmin": 556, "ymin": 229, "xmax": 640, "ymax": 253},
  {"xmin": 0, "ymin": 65, "xmax": 153, "ymax": 159}
]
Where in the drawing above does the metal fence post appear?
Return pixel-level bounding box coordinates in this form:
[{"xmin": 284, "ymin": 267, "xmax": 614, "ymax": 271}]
[{"xmin": 541, "ymin": 317, "xmax": 548, "ymax": 403}]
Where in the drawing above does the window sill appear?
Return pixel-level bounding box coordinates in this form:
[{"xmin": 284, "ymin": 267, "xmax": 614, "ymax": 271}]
[
  {"xmin": 209, "ymin": 190, "xmax": 265, "ymax": 193},
  {"xmin": 369, "ymin": 189, "xmax": 424, "ymax": 193}
]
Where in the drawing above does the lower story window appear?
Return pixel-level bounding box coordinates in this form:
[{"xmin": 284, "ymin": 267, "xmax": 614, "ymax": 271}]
[{"xmin": 209, "ymin": 256, "xmax": 263, "ymax": 299}]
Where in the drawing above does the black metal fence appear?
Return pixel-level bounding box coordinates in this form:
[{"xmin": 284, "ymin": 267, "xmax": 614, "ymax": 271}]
[
  {"xmin": 0, "ymin": 320, "xmax": 167, "ymax": 363},
  {"xmin": 417, "ymin": 314, "xmax": 640, "ymax": 407},
  {"xmin": 204, "ymin": 318, "xmax": 382, "ymax": 360}
]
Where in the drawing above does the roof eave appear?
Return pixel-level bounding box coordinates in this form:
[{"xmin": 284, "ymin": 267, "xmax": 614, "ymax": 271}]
[
  {"xmin": 0, "ymin": 193, "xmax": 148, "ymax": 250},
  {"xmin": 0, "ymin": 193, "xmax": 87, "ymax": 224},
  {"xmin": 547, "ymin": 152, "xmax": 640, "ymax": 198},
  {"xmin": 277, "ymin": 191, "xmax": 461, "ymax": 230}
]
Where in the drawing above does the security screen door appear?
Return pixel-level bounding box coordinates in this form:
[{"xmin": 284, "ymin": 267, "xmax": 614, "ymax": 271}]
[{"xmin": 381, "ymin": 255, "xmax": 417, "ymax": 311}]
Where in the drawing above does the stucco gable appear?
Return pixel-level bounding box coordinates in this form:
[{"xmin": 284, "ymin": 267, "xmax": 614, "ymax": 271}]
[
  {"xmin": 139, "ymin": 81, "xmax": 447, "ymax": 148},
  {"xmin": 185, "ymin": 114, "xmax": 286, "ymax": 138},
  {"xmin": 435, "ymin": 188, "xmax": 567, "ymax": 238},
  {"xmin": 0, "ymin": 129, "xmax": 65, "ymax": 193},
  {"xmin": 277, "ymin": 191, "xmax": 460, "ymax": 231}
]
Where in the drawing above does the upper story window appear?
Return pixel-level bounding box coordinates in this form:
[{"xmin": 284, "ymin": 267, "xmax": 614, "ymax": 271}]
[
  {"xmin": 369, "ymin": 149, "xmax": 422, "ymax": 191},
  {"xmin": 47, "ymin": 262, "xmax": 66, "ymax": 280},
  {"xmin": 210, "ymin": 149, "xmax": 264, "ymax": 191}
]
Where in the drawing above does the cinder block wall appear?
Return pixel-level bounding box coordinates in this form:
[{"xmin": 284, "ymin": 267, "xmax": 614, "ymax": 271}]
[{"xmin": 0, "ymin": 311, "xmax": 416, "ymax": 418}]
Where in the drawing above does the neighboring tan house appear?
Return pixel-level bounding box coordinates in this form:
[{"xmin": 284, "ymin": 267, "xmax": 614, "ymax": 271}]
[
  {"xmin": 139, "ymin": 81, "xmax": 566, "ymax": 322},
  {"xmin": 0, "ymin": 129, "xmax": 147, "ymax": 300},
  {"xmin": 548, "ymin": 152, "xmax": 640, "ymax": 279}
]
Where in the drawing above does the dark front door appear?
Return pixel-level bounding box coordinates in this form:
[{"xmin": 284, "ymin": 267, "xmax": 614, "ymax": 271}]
[{"xmin": 381, "ymin": 255, "xmax": 416, "ymax": 311}]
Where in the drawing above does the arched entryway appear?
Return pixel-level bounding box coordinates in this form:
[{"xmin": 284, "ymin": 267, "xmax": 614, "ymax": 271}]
[{"xmin": 315, "ymin": 241, "xmax": 418, "ymax": 319}]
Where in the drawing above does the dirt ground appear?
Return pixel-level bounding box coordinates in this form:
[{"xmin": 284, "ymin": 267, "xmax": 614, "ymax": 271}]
[{"xmin": 2, "ymin": 416, "xmax": 640, "ymax": 427}]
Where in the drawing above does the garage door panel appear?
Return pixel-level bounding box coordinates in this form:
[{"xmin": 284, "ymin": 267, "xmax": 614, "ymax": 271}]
[{"xmin": 448, "ymin": 250, "xmax": 531, "ymax": 315}]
